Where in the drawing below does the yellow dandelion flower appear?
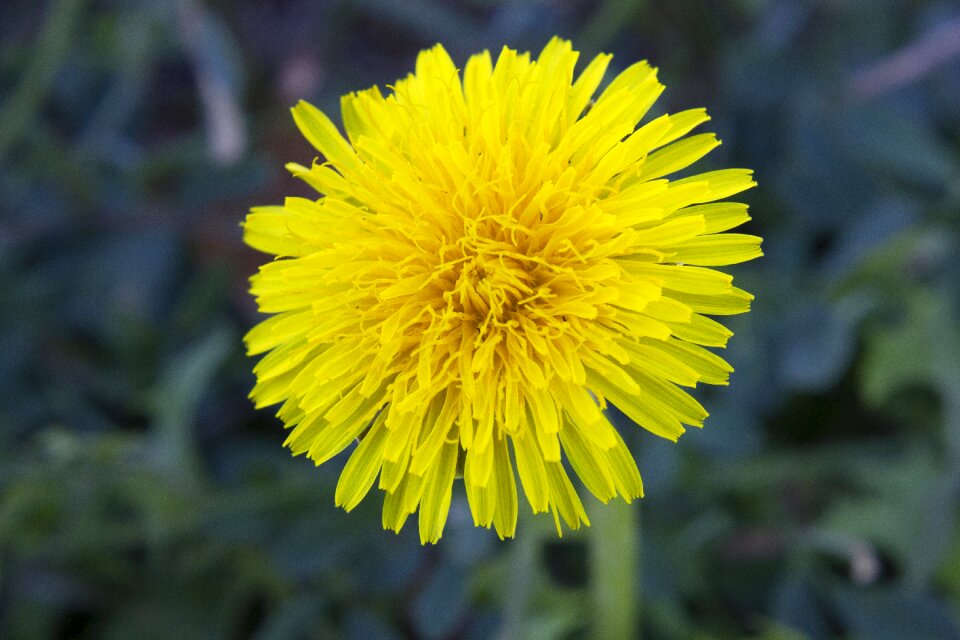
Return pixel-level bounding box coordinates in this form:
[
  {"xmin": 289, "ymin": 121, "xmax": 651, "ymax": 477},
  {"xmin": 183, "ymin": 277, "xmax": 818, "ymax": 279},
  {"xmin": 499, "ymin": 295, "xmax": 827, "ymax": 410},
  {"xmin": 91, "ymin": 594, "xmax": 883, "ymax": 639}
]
[{"xmin": 243, "ymin": 38, "xmax": 761, "ymax": 544}]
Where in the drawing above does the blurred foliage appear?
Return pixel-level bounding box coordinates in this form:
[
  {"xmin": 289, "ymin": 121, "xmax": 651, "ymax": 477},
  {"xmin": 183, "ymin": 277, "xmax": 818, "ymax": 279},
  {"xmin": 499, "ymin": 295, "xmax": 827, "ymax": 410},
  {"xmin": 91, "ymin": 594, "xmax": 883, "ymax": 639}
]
[{"xmin": 2, "ymin": 0, "xmax": 960, "ymax": 638}]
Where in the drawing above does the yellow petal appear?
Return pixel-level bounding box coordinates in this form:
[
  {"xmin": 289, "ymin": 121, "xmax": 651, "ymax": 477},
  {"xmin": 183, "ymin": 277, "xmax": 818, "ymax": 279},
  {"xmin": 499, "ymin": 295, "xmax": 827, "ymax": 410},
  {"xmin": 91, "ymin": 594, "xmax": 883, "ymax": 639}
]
[{"xmin": 291, "ymin": 100, "xmax": 359, "ymax": 170}]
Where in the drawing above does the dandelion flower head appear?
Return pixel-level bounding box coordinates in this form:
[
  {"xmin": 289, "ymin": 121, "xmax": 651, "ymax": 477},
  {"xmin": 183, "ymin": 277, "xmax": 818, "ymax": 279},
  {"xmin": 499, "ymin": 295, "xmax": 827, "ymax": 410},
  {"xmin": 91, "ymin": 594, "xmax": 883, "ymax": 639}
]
[{"xmin": 244, "ymin": 38, "xmax": 761, "ymax": 543}]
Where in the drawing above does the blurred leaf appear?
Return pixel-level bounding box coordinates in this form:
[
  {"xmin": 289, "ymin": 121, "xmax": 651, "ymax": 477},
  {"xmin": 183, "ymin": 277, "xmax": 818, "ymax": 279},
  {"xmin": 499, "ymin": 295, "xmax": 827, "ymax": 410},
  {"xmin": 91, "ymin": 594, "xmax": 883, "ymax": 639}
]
[
  {"xmin": 519, "ymin": 611, "xmax": 585, "ymax": 640},
  {"xmin": 835, "ymin": 226, "xmax": 956, "ymax": 300},
  {"xmin": 179, "ymin": 2, "xmax": 245, "ymax": 94},
  {"xmin": 251, "ymin": 595, "xmax": 332, "ymax": 640},
  {"xmin": 815, "ymin": 450, "xmax": 955, "ymax": 585},
  {"xmin": 859, "ymin": 284, "xmax": 960, "ymax": 467},
  {"xmin": 936, "ymin": 533, "xmax": 960, "ymax": 616},
  {"xmin": 411, "ymin": 562, "xmax": 468, "ymax": 640},
  {"xmin": 577, "ymin": 0, "xmax": 647, "ymax": 53},
  {"xmin": 779, "ymin": 295, "xmax": 873, "ymax": 392},
  {"xmin": 68, "ymin": 229, "xmax": 181, "ymax": 336},
  {"xmin": 821, "ymin": 197, "xmax": 917, "ymax": 284},
  {"xmin": 178, "ymin": 1, "xmax": 248, "ymax": 164},
  {"xmin": 351, "ymin": 0, "xmax": 479, "ymax": 45},
  {"xmin": 772, "ymin": 576, "xmax": 830, "ymax": 639},
  {"xmin": 152, "ymin": 326, "xmax": 235, "ymax": 482},
  {"xmin": 343, "ymin": 608, "xmax": 403, "ymax": 640},
  {"xmin": 749, "ymin": 0, "xmax": 814, "ymax": 55},
  {"xmin": 772, "ymin": 97, "xmax": 877, "ymax": 231},
  {"xmin": 861, "ymin": 292, "xmax": 960, "ymax": 410},
  {"xmin": 99, "ymin": 593, "xmax": 214, "ymax": 640},
  {"xmin": 844, "ymin": 104, "xmax": 959, "ymax": 189},
  {"xmin": 830, "ymin": 587, "xmax": 960, "ymax": 640},
  {"xmin": 0, "ymin": 0, "xmax": 82, "ymax": 163}
]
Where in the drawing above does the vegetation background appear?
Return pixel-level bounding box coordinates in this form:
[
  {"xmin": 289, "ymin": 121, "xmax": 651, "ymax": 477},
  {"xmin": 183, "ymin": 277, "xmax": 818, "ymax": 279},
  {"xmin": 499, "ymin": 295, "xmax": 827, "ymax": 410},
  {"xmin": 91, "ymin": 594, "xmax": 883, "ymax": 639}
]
[{"xmin": 3, "ymin": 0, "xmax": 960, "ymax": 638}]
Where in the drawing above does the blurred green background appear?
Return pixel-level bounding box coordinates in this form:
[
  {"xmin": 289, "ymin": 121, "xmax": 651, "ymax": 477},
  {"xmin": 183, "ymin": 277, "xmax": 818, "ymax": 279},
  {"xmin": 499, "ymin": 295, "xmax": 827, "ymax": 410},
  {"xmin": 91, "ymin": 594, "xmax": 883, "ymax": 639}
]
[{"xmin": 3, "ymin": 0, "xmax": 960, "ymax": 638}]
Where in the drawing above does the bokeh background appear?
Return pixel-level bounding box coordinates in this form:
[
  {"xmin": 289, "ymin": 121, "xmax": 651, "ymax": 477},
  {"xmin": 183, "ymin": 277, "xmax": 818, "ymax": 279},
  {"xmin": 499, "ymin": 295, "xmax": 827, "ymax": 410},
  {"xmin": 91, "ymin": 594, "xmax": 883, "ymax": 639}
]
[{"xmin": 3, "ymin": 0, "xmax": 960, "ymax": 638}]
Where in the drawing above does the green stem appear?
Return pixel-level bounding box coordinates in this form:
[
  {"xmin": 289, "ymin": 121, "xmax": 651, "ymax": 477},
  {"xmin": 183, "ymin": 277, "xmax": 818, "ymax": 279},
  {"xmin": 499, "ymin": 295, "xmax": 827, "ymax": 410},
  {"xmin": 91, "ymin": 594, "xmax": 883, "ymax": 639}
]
[
  {"xmin": 591, "ymin": 500, "xmax": 641, "ymax": 640},
  {"xmin": 499, "ymin": 512, "xmax": 538, "ymax": 640}
]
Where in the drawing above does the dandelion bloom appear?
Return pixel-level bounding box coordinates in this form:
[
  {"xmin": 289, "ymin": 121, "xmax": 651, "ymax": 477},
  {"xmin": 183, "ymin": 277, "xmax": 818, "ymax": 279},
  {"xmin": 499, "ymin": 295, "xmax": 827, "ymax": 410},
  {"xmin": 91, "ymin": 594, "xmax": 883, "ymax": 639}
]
[{"xmin": 244, "ymin": 38, "xmax": 761, "ymax": 543}]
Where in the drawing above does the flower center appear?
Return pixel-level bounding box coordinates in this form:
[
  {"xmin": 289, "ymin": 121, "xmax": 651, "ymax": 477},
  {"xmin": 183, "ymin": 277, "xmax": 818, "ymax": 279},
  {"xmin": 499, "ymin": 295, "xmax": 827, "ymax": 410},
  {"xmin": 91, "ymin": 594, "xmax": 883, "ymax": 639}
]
[{"xmin": 446, "ymin": 231, "xmax": 541, "ymax": 328}]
